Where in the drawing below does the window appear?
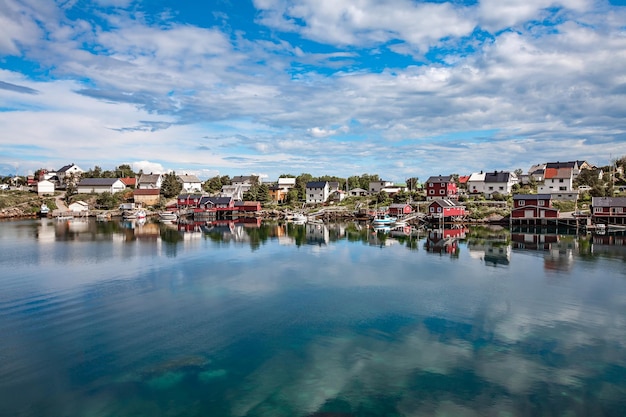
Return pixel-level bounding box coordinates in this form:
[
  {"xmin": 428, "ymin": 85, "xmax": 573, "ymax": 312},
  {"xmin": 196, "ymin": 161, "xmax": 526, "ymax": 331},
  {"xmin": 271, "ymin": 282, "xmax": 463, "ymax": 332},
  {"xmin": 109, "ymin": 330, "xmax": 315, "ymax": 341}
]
[
  {"xmin": 429, "ymin": 189, "xmax": 434, "ymax": 195},
  {"xmin": 429, "ymin": 183, "xmax": 434, "ymax": 187},
  {"xmin": 538, "ymin": 200, "xmax": 545, "ymax": 206},
  {"xmin": 499, "ymin": 186, "xmax": 504, "ymax": 190},
  {"xmin": 488, "ymin": 186, "xmax": 494, "ymax": 190},
  {"xmin": 615, "ymin": 207, "xmax": 624, "ymax": 214},
  {"xmin": 439, "ymin": 190, "xmax": 444, "ymax": 195},
  {"xmin": 437, "ymin": 207, "xmax": 442, "ymax": 213},
  {"xmin": 430, "ymin": 207, "xmax": 434, "ymax": 213},
  {"xmin": 559, "ymin": 186, "xmax": 567, "ymax": 191},
  {"xmin": 559, "ymin": 179, "xmax": 564, "ymax": 183},
  {"xmin": 594, "ymin": 207, "xmax": 602, "ymax": 213},
  {"xmin": 519, "ymin": 200, "xmax": 525, "ymax": 206}
]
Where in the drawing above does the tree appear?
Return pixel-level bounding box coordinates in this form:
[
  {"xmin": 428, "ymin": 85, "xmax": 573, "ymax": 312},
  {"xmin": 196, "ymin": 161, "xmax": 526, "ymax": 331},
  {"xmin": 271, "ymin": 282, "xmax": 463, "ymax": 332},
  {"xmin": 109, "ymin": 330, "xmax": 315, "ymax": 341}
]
[
  {"xmin": 161, "ymin": 172, "xmax": 182, "ymax": 198},
  {"xmin": 116, "ymin": 164, "xmax": 135, "ymax": 178},
  {"xmin": 406, "ymin": 177, "xmax": 419, "ymax": 192},
  {"xmin": 203, "ymin": 176, "xmax": 224, "ymax": 193},
  {"xmin": 257, "ymin": 183, "xmax": 270, "ymax": 203},
  {"xmin": 514, "ymin": 168, "xmax": 523, "ymax": 177}
]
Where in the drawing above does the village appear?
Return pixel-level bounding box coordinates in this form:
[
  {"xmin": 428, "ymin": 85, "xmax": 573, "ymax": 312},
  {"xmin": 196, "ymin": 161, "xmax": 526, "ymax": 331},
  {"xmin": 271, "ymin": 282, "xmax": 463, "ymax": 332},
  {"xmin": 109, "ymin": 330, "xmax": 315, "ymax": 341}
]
[{"xmin": 1, "ymin": 158, "xmax": 626, "ymax": 232}]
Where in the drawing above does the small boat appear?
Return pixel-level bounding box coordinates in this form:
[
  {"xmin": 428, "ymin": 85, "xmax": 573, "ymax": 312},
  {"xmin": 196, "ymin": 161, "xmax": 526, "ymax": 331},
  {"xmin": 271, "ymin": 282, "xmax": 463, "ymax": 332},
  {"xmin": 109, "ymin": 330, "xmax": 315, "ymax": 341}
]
[
  {"xmin": 372, "ymin": 214, "xmax": 397, "ymax": 225},
  {"xmin": 159, "ymin": 211, "xmax": 178, "ymax": 222},
  {"xmin": 136, "ymin": 210, "xmax": 147, "ymax": 220},
  {"xmin": 123, "ymin": 209, "xmax": 147, "ymax": 220},
  {"xmin": 39, "ymin": 203, "xmax": 50, "ymax": 217},
  {"xmin": 291, "ymin": 213, "xmax": 308, "ymax": 224},
  {"xmin": 96, "ymin": 213, "xmax": 111, "ymax": 222}
]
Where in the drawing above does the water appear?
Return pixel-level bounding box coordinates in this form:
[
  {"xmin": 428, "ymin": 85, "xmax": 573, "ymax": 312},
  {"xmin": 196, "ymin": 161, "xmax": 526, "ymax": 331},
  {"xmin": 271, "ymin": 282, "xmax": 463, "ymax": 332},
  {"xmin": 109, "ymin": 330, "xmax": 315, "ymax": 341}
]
[{"xmin": 1, "ymin": 219, "xmax": 625, "ymax": 417}]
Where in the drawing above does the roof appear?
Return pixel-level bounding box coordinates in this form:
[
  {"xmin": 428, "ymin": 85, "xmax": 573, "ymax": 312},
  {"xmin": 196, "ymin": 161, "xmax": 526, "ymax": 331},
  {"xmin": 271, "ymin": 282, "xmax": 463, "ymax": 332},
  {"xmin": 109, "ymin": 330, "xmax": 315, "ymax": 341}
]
[
  {"xmin": 458, "ymin": 175, "xmax": 470, "ymax": 184},
  {"xmin": 277, "ymin": 177, "xmax": 296, "ymax": 185},
  {"xmin": 119, "ymin": 177, "xmax": 136, "ymax": 186},
  {"xmin": 177, "ymin": 174, "xmax": 201, "ymax": 183},
  {"xmin": 178, "ymin": 193, "xmax": 204, "ymax": 199},
  {"xmin": 200, "ymin": 196, "xmax": 233, "ymax": 205},
  {"xmin": 468, "ymin": 172, "xmax": 485, "ymax": 182},
  {"xmin": 232, "ymin": 175, "xmax": 255, "ymax": 183},
  {"xmin": 389, "ymin": 203, "xmax": 410, "ymax": 208},
  {"xmin": 426, "ymin": 175, "xmax": 452, "ymax": 183},
  {"xmin": 592, "ymin": 197, "xmax": 626, "ymax": 207},
  {"xmin": 306, "ymin": 181, "xmax": 328, "ymax": 188},
  {"xmin": 58, "ymin": 163, "xmax": 77, "ymax": 172},
  {"xmin": 137, "ymin": 174, "xmax": 161, "ymax": 184},
  {"xmin": 133, "ymin": 189, "xmax": 160, "ymax": 195},
  {"xmin": 430, "ymin": 199, "xmax": 464, "ymax": 207},
  {"xmin": 546, "ymin": 161, "xmax": 577, "ymax": 169},
  {"xmin": 544, "ymin": 167, "xmax": 573, "ymax": 179},
  {"xmin": 484, "ymin": 171, "xmax": 512, "ymax": 183},
  {"xmin": 78, "ymin": 178, "xmax": 122, "ymax": 186},
  {"xmin": 513, "ymin": 194, "xmax": 552, "ymax": 200},
  {"xmin": 235, "ymin": 201, "xmax": 260, "ymax": 206}
]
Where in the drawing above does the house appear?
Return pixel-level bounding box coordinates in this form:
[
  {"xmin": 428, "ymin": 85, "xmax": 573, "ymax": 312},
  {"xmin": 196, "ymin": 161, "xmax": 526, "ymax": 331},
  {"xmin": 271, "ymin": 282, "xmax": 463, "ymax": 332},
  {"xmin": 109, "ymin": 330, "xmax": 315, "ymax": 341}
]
[
  {"xmin": 305, "ymin": 181, "xmax": 330, "ymax": 204},
  {"xmin": 77, "ymin": 178, "xmax": 126, "ymax": 194},
  {"xmin": 592, "ymin": 197, "xmax": 626, "ymax": 225},
  {"xmin": 57, "ymin": 163, "xmax": 83, "ymax": 184},
  {"xmin": 37, "ymin": 180, "xmax": 55, "ymax": 196},
  {"xmin": 178, "ymin": 193, "xmax": 204, "ymax": 208},
  {"xmin": 277, "ymin": 177, "xmax": 296, "ymax": 191},
  {"xmin": 68, "ymin": 200, "xmax": 89, "ymax": 213},
  {"xmin": 467, "ymin": 171, "xmax": 517, "ymax": 197},
  {"xmin": 369, "ymin": 180, "xmax": 405, "ymax": 195},
  {"xmin": 538, "ymin": 166, "xmax": 578, "ymax": 200},
  {"xmin": 348, "ymin": 188, "xmax": 368, "ymax": 197},
  {"xmin": 511, "ymin": 194, "xmax": 559, "ymax": 220},
  {"xmin": 425, "ymin": 176, "xmax": 458, "ymax": 200},
  {"xmin": 177, "ymin": 174, "xmax": 202, "ymax": 192},
  {"xmin": 428, "ymin": 199, "xmax": 466, "ymax": 219},
  {"xmin": 528, "ymin": 164, "xmax": 546, "ymax": 182},
  {"xmin": 199, "ymin": 196, "xmax": 235, "ymax": 210},
  {"xmin": 389, "ymin": 203, "xmax": 412, "ymax": 217},
  {"xmin": 133, "ymin": 189, "xmax": 160, "ymax": 206},
  {"xmin": 235, "ymin": 201, "xmax": 261, "ymax": 212},
  {"xmin": 137, "ymin": 173, "xmax": 162, "ymax": 190},
  {"xmin": 268, "ymin": 185, "xmax": 289, "ymax": 203},
  {"xmin": 119, "ymin": 177, "xmax": 137, "ymax": 188}
]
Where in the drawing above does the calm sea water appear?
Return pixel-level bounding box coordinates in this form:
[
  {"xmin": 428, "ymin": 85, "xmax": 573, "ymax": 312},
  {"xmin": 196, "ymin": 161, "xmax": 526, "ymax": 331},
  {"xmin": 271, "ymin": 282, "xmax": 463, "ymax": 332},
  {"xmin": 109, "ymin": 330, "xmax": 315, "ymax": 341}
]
[{"xmin": 1, "ymin": 218, "xmax": 625, "ymax": 417}]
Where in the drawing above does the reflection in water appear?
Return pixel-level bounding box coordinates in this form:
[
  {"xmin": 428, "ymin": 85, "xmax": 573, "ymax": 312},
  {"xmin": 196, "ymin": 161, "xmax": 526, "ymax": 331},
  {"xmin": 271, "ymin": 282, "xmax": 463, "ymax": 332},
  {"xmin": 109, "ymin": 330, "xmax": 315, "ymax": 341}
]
[{"xmin": 1, "ymin": 219, "xmax": 626, "ymax": 416}]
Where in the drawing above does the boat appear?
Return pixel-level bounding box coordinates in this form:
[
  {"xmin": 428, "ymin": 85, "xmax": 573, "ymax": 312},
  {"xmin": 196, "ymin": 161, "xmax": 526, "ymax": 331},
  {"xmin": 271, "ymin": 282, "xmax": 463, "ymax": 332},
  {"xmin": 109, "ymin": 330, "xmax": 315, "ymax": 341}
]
[
  {"xmin": 39, "ymin": 203, "xmax": 50, "ymax": 217},
  {"xmin": 96, "ymin": 212, "xmax": 111, "ymax": 222},
  {"xmin": 372, "ymin": 214, "xmax": 397, "ymax": 226},
  {"xmin": 291, "ymin": 213, "xmax": 308, "ymax": 224},
  {"xmin": 123, "ymin": 209, "xmax": 147, "ymax": 220},
  {"xmin": 159, "ymin": 211, "xmax": 178, "ymax": 222}
]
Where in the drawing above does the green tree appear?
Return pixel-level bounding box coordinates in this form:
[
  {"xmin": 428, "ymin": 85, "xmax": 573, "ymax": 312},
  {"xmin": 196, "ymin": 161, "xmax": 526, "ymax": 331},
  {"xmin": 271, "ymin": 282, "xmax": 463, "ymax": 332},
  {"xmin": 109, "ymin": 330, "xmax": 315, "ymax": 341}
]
[
  {"xmin": 406, "ymin": 177, "xmax": 419, "ymax": 192},
  {"xmin": 115, "ymin": 164, "xmax": 135, "ymax": 178},
  {"xmin": 257, "ymin": 183, "xmax": 270, "ymax": 203},
  {"xmin": 203, "ymin": 176, "xmax": 224, "ymax": 193},
  {"xmin": 161, "ymin": 172, "xmax": 183, "ymax": 198},
  {"xmin": 96, "ymin": 192, "xmax": 119, "ymax": 209}
]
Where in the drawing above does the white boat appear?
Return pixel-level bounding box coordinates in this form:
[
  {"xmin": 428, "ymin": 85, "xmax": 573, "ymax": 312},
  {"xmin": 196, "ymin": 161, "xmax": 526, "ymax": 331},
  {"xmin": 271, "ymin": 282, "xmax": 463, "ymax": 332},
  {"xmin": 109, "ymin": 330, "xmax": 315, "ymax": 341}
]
[
  {"xmin": 291, "ymin": 213, "xmax": 308, "ymax": 223},
  {"xmin": 372, "ymin": 214, "xmax": 397, "ymax": 225},
  {"xmin": 96, "ymin": 213, "xmax": 111, "ymax": 222},
  {"xmin": 39, "ymin": 203, "xmax": 50, "ymax": 217},
  {"xmin": 159, "ymin": 211, "xmax": 178, "ymax": 221},
  {"xmin": 123, "ymin": 209, "xmax": 147, "ymax": 220}
]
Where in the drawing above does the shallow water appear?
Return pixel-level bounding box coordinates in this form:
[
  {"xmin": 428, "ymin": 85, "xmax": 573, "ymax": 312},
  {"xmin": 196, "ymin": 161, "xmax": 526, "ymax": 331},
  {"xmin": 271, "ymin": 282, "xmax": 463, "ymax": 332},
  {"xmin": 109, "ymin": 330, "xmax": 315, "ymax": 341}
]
[{"xmin": 1, "ymin": 219, "xmax": 625, "ymax": 417}]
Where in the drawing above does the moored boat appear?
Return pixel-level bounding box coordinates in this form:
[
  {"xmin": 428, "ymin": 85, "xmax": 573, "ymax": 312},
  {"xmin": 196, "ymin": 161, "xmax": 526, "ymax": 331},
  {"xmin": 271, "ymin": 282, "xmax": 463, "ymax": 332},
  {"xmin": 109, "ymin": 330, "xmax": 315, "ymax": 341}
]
[
  {"xmin": 39, "ymin": 203, "xmax": 50, "ymax": 217},
  {"xmin": 372, "ymin": 214, "xmax": 397, "ymax": 225},
  {"xmin": 159, "ymin": 211, "xmax": 178, "ymax": 222}
]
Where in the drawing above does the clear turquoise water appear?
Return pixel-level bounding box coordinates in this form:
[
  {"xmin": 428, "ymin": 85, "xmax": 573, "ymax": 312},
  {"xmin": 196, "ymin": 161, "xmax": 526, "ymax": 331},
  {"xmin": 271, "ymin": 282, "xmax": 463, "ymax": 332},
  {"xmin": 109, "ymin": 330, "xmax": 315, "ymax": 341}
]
[{"xmin": 1, "ymin": 219, "xmax": 625, "ymax": 417}]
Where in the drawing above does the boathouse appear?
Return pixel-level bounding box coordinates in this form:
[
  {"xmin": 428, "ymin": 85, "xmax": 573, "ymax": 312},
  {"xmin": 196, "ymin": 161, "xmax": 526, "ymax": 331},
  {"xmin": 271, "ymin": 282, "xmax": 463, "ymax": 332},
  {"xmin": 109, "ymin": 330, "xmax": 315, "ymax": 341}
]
[
  {"xmin": 591, "ymin": 197, "xmax": 626, "ymax": 225},
  {"xmin": 389, "ymin": 203, "xmax": 412, "ymax": 216},
  {"xmin": 511, "ymin": 194, "xmax": 559, "ymax": 225},
  {"xmin": 428, "ymin": 199, "xmax": 466, "ymax": 220}
]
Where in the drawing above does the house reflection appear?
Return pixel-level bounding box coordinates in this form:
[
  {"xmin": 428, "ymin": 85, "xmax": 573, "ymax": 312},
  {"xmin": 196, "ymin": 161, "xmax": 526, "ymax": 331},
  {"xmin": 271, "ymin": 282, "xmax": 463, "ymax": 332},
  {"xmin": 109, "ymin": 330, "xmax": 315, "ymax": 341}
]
[
  {"xmin": 424, "ymin": 227, "xmax": 466, "ymax": 256},
  {"xmin": 511, "ymin": 231, "xmax": 577, "ymax": 271}
]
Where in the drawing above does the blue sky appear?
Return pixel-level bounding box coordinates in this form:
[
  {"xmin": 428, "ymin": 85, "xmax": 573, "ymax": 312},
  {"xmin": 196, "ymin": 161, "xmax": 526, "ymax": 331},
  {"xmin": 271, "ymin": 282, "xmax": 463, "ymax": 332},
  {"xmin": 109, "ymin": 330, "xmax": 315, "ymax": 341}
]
[{"xmin": 1, "ymin": 0, "xmax": 625, "ymax": 181}]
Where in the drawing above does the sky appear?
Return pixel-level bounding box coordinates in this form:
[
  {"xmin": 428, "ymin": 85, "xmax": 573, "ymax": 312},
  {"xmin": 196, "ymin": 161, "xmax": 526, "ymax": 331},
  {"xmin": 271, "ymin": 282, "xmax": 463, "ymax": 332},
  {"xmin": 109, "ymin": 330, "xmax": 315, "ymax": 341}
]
[{"xmin": 1, "ymin": 0, "xmax": 626, "ymax": 182}]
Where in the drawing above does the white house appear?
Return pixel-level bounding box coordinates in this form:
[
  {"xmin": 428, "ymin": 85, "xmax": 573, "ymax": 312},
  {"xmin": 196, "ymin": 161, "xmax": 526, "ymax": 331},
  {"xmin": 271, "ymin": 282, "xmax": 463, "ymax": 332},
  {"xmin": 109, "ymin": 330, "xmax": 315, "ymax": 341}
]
[
  {"xmin": 538, "ymin": 166, "xmax": 578, "ymax": 200},
  {"xmin": 57, "ymin": 163, "xmax": 83, "ymax": 184},
  {"xmin": 77, "ymin": 178, "xmax": 126, "ymax": 194},
  {"xmin": 177, "ymin": 174, "xmax": 202, "ymax": 192},
  {"xmin": 468, "ymin": 171, "xmax": 517, "ymax": 197},
  {"xmin": 37, "ymin": 180, "xmax": 55, "ymax": 196},
  {"xmin": 137, "ymin": 173, "xmax": 163, "ymax": 189},
  {"xmin": 68, "ymin": 200, "xmax": 90, "ymax": 213},
  {"xmin": 306, "ymin": 181, "xmax": 330, "ymax": 204},
  {"xmin": 369, "ymin": 180, "xmax": 394, "ymax": 194},
  {"xmin": 277, "ymin": 177, "xmax": 296, "ymax": 191}
]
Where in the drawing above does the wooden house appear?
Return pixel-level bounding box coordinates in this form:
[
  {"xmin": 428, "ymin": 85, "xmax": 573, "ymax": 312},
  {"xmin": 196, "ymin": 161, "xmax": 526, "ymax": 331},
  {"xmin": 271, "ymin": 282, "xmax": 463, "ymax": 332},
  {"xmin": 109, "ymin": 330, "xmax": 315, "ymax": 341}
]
[
  {"xmin": 428, "ymin": 199, "xmax": 466, "ymax": 220},
  {"xmin": 511, "ymin": 194, "xmax": 559, "ymax": 221},
  {"xmin": 592, "ymin": 197, "xmax": 626, "ymax": 225},
  {"xmin": 425, "ymin": 175, "xmax": 458, "ymax": 200},
  {"xmin": 77, "ymin": 178, "xmax": 126, "ymax": 194},
  {"xmin": 133, "ymin": 188, "xmax": 160, "ymax": 206},
  {"xmin": 389, "ymin": 203, "xmax": 412, "ymax": 216},
  {"xmin": 235, "ymin": 201, "xmax": 261, "ymax": 212}
]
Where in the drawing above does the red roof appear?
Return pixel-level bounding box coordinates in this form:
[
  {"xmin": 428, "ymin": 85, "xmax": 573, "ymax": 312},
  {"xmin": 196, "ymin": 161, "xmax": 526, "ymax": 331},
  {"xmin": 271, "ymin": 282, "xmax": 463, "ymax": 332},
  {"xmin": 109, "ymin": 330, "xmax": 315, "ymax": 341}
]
[
  {"xmin": 134, "ymin": 189, "xmax": 160, "ymax": 196},
  {"xmin": 544, "ymin": 168, "xmax": 558, "ymax": 179},
  {"xmin": 120, "ymin": 177, "xmax": 136, "ymax": 186},
  {"xmin": 458, "ymin": 175, "xmax": 470, "ymax": 184}
]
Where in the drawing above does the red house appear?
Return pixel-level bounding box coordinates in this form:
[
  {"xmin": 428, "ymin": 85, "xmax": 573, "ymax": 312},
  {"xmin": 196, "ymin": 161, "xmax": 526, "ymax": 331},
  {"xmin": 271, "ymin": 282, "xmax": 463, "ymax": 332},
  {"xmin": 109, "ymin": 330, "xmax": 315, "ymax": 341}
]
[
  {"xmin": 235, "ymin": 201, "xmax": 261, "ymax": 212},
  {"xmin": 511, "ymin": 194, "xmax": 558, "ymax": 219},
  {"xmin": 389, "ymin": 203, "xmax": 412, "ymax": 216},
  {"xmin": 592, "ymin": 197, "xmax": 626, "ymax": 225},
  {"xmin": 425, "ymin": 175, "xmax": 458, "ymax": 200},
  {"xmin": 428, "ymin": 199, "xmax": 466, "ymax": 219},
  {"xmin": 178, "ymin": 193, "xmax": 204, "ymax": 208}
]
